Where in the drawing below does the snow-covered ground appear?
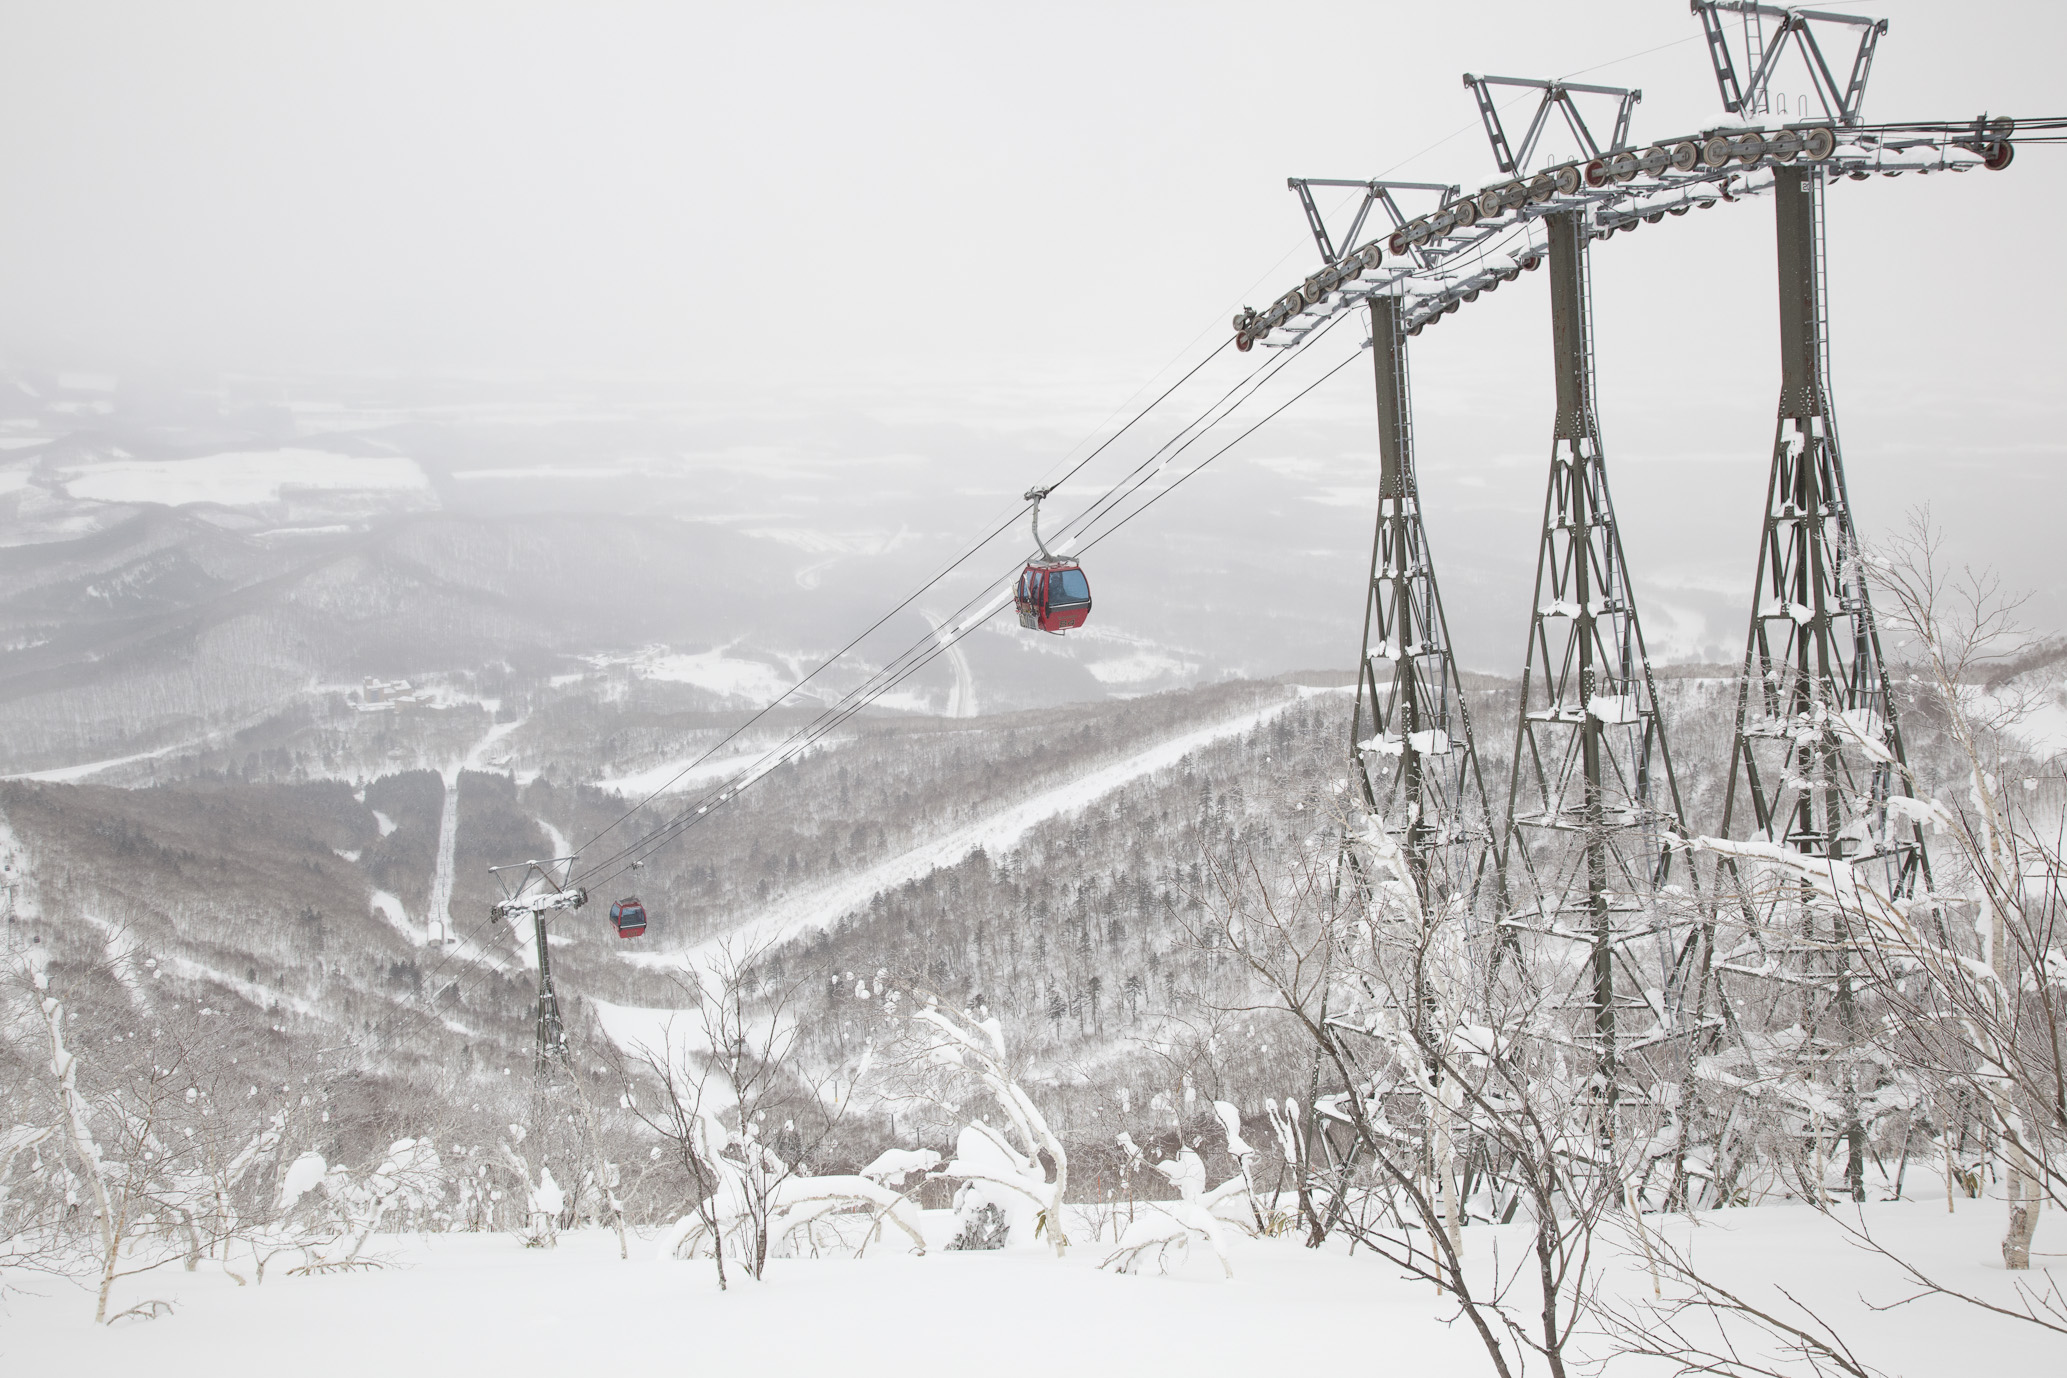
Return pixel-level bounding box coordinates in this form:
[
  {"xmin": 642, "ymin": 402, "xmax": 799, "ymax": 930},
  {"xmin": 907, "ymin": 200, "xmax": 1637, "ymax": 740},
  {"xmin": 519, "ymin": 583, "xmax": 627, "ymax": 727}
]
[
  {"xmin": 0, "ymin": 1201, "xmax": 2048, "ymax": 1377},
  {"xmin": 920, "ymin": 608, "xmax": 978, "ymax": 718},
  {"xmin": 1981, "ymin": 678, "xmax": 2067, "ymax": 762},
  {"xmin": 368, "ymin": 890, "xmax": 419, "ymax": 948},
  {"xmin": 631, "ymin": 645, "xmax": 794, "ymax": 703},
  {"xmin": 7, "ymin": 736, "xmax": 226, "ymax": 783},
  {"xmin": 423, "ymin": 768, "xmax": 461, "ymax": 946},
  {"xmin": 59, "ymin": 450, "xmax": 428, "ymax": 507},
  {"xmin": 593, "ymin": 737, "xmax": 848, "ymax": 800}
]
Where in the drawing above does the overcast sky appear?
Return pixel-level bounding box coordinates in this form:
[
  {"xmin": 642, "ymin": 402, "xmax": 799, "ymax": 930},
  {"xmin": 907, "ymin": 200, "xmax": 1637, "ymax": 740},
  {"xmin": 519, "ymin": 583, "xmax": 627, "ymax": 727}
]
[
  {"xmin": 0, "ymin": 2, "xmax": 2055, "ymax": 377},
  {"xmin": 1, "ymin": 0, "xmax": 2061, "ymax": 659}
]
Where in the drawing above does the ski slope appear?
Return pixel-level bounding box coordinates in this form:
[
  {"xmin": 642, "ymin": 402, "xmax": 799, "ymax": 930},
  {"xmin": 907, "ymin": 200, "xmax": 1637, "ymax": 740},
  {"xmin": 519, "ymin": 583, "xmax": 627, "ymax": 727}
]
[
  {"xmin": 628, "ymin": 685, "xmax": 1345, "ymax": 977},
  {"xmin": 594, "ymin": 687, "xmax": 1344, "ymax": 1075}
]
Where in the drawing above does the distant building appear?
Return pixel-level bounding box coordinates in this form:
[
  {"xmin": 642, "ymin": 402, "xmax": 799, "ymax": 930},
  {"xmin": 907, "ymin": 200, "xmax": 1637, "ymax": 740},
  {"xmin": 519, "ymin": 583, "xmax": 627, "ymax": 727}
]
[{"xmin": 355, "ymin": 676, "xmax": 423, "ymax": 712}]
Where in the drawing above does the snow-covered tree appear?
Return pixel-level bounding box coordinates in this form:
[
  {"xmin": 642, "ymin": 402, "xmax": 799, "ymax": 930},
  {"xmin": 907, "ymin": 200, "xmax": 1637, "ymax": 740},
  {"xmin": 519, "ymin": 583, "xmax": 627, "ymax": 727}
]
[
  {"xmin": 1189, "ymin": 790, "xmax": 1640, "ymax": 1378},
  {"xmin": 887, "ymin": 990, "xmax": 1071, "ymax": 1257},
  {"xmin": 611, "ymin": 937, "xmax": 884, "ymax": 1285}
]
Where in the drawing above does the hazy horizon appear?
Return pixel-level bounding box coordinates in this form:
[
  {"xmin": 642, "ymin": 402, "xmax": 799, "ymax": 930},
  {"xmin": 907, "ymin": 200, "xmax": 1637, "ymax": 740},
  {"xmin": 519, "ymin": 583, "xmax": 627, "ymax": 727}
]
[{"xmin": 2, "ymin": 0, "xmax": 2062, "ymax": 703}]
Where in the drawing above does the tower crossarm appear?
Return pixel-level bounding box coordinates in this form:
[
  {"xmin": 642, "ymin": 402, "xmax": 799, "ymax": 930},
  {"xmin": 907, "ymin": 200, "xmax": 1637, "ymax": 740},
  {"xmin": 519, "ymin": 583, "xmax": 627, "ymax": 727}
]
[
  {"xmin": 491, "ymin": 885, "xmax": 589, "ymax": 922},
  {"xmin": 1233, "ymin": 116, "xmax": 2051, "ymax": 354},
  {"xmin": 1462, "ymin": 73, "xmax": 1641, "ymax": 175},
  {"xmin": 1692, "ymin": 2, "xmax": 1888, "ymax": 127}
]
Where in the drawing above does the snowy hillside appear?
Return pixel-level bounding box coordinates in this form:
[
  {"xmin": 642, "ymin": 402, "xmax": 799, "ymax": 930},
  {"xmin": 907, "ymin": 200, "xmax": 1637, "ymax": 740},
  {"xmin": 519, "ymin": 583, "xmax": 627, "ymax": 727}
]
[{"xmin": 4, "ymin": 9, "xmax": 2066, "ymax": 1365}]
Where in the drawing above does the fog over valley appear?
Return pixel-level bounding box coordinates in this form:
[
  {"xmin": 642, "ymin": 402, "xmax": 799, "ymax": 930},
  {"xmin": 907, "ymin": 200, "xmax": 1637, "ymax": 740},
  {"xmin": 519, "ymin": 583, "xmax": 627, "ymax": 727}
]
[{"xmin": 2, "ymin": 5, "xmax": 2063, "ymax": 1375}]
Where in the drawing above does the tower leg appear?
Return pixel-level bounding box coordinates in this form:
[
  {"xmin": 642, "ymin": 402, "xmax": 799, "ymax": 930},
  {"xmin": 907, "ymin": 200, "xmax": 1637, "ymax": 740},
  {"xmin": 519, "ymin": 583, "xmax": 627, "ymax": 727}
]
[
  {"xmin": 534, "ymin": 910, "xmax": 566, "ymax": 1071},
  {"xmin": 1720, "ymin": 165, "xmax": 1924, "ymax": 887},
  {"xmin": 1340, "ymin": 295, "xmax": 1502, "ymax": 1238},
  {"xmin": 1498, "ymin": 209, "xmax": 1692, "ymax": 1086},
  {"xmin": 1718, "ymin": 165, "xmax": 1928, "ymax": 1205},
  {"xmin": 1349, "ymin": 294, "xmax": 1495, "ymax": 909}
]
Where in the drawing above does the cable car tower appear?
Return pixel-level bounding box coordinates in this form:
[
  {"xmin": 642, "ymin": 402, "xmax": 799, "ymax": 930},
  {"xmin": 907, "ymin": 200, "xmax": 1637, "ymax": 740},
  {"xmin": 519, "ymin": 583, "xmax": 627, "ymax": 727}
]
[
  {"xmin": 1697, "ymin": 2, "xmax": 1928, "ymax": 894},
  {"xmin": 489, "ymin": 859, "xmax": 587, "ymax": 1070},
  {"xmin": 1476, "ymin": 76, "xmax": 1695, "ymax": 1083},
  {"xmin": 1285, "ymin": 176, "xmax": 1497, "ymax": 908},
  {"xmin": 1695, "ymin": 0, "xmax": 1931, "ymax": 1200}
]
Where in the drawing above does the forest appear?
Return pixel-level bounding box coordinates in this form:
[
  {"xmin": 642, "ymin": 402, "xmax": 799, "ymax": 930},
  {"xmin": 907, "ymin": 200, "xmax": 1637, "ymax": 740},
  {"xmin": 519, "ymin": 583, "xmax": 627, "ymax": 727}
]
[{"xmin": 3, "ymin": 533, "xmax": 2062, "ymax": 1378}]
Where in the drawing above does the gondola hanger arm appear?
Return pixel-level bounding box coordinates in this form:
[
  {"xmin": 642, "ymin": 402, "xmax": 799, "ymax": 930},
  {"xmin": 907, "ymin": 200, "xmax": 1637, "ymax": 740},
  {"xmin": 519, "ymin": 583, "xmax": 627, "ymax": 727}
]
[{"xmin": 1024, "ymin": 486, "xmax": 1057, "ymax": 561}]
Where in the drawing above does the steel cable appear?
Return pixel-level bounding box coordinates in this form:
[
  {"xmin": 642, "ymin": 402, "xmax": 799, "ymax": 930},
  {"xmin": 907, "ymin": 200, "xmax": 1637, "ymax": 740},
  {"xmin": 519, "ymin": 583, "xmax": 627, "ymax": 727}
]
[
  {"xmin": 575, "ymin": 309, "xmax": 1367, "ymax": 892},
  {"xmin": 566, "ymin": 326, "xmax": 1344, "ymax": 886},
  {"xmin": 565, "ymin": 339, "xmax": 1239, "ymax": 866}
]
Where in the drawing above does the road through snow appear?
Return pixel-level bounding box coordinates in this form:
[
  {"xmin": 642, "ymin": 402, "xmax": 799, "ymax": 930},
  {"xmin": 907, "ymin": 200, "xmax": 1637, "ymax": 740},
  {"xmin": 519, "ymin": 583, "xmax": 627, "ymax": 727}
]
[
  {"xmin": 424, "ymin": 767, "xmax": 460, "ymax": 946},
  {"xmin": 919, "ymin": 607, "xmax": 978, "ymax": 718}
]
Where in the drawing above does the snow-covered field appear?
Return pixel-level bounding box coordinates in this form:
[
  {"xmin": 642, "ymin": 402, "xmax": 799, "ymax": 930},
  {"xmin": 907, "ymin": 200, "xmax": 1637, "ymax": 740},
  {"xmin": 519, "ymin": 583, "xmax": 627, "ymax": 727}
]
[
  {"xmin": 594, "ymin": 738, "xmax": 849, "ymax": 800},
  {"xmin": 634, "ymin": 647, "xmax": 795, "ymax": 703},
  {"xmin": 59, "ymin": 450, "xmax": 429, "ymax": 507},
  {"xmin": 0, "ymin": 1201, "xmax": 2048, "ymax": 1377}
]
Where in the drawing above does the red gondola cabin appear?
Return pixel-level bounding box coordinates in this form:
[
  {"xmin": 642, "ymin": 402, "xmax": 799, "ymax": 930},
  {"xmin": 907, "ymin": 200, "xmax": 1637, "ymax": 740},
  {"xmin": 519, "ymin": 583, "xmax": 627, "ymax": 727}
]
[
  {"xmin": 609, "ymin": 897, "xmax": 648, "ymax": 938},
  {"xmin": 1016, "ymin": 561, "xmax": 1092, "ymax": 634}
]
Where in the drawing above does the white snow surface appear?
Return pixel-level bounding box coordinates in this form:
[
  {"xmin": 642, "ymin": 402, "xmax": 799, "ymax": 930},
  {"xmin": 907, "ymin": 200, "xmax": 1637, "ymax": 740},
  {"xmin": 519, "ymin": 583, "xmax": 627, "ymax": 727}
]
[
  {"xmin": 860, "ymin": 1148, "xmax": 942, "ymax": 1184},
  {"xmin": 589, "ymin": 999, "xmax": 717, "ymax": 1086},
  {"xmin": 1086, "ymin": 650, "xmax": 1196, "ymax": 685},
  {"xmin": 7, "ymin": 736, "xmax": 209, "ymax": 783},
  {"xmin": 275, "ymin": 1152, "xmax": 327, "ymax": 1212},
  {"xmin": 593, "ymin": 738, "xmax": 847, "ymax": 800},
  {"xmin": 1973, "ymin": 677, "xmax": 2067, "ymax": 761},
  {"xmin": 0, "ymin": 1200, "xmax": 2049, "ymax": 1376},
  {"xmin": 424, "ymin": 768, "xmax": 460, "ymax": 945},
  {"xmin": 369, "ymin": 891, "xmax": 420, "ymax": 947},
  {"xmin": 635, "ymin": 646, "xmax": 791, "ymax": 702},
  {"xmin": 919, "ymin": 607, "xmax": 978, "ymax": 717},
  {"xmin": 536, "ymin": 820, "xmax": 572, "ymax": 878},
  {"xmin": 61, "ymin": 450, "xmax": 428, "ymax": 507},
  {"xmin": 2014, "ymin": 695, "xmax": 2067, "ymax": 759},
  {"xmin": 158, "ymin": 952, "xmax": 320, "ymax": 1019}
]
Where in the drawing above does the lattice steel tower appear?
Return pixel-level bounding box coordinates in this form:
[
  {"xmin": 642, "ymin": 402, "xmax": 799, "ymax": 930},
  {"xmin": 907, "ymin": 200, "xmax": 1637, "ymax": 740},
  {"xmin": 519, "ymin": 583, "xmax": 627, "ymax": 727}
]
[
  {"xmin": 489, "ymin": 862, "xmax": 585, "ymax": 1072},
  {"xmin": 1693, "ymin": 3, "xmax": 1927, "ymax": 1200},
  {"xmin": 1349, "ymin": 292, "xmax": 1497, "ymax": 906},
  {"xmin": 1285, "ymin": 176, "xmax": 1495, "ymax": 908},
  {"xmin": 1715, "ymin": 120, "xmax": 1925, "ymax": 897},
  {"xmin": 1449, "ymin": 75, "xmax": 1696, "ymax": 1072},
  {"xmin": 1496, "ymin": 206, "xmax": 1692, "ymax": 1073}
]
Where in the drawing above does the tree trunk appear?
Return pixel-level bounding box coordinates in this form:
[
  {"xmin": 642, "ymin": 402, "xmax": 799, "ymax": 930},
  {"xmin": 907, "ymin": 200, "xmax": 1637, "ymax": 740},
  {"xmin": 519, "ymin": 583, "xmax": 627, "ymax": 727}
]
[
  {"xmin": 96, "ymin": 1250, "xmax": 119, "ymax": 1325},
  {"xmin": 1535, "ymin": 1202, "xmax": 1568, "ymax": 1378},
  {"xmin": 1432, "ymin": 1092, "xmax": 1461, "ymax": 1257},
  {"xmin": 180, "ymin": 1207, "xmax": 203, "ymax": 1271},
  {"xmin": 2002, "ymin": 1135, "xmax": 2039, "ymax": 1271}
]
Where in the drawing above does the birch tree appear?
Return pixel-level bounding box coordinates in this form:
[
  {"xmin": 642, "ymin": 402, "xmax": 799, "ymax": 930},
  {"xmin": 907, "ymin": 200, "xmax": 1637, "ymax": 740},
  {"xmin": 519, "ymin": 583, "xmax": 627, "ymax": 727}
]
[
  {"xmin": 1860, "ymin": 513, "xmax": 2064, "ymax": 1270},
  {"xmin": 612, "ymin": 937, "xmax": 882, "ymax": 1283},
  {"xmin": 1190, "ymin": 806, "xmax": 1633, "ymax": 1378}
]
